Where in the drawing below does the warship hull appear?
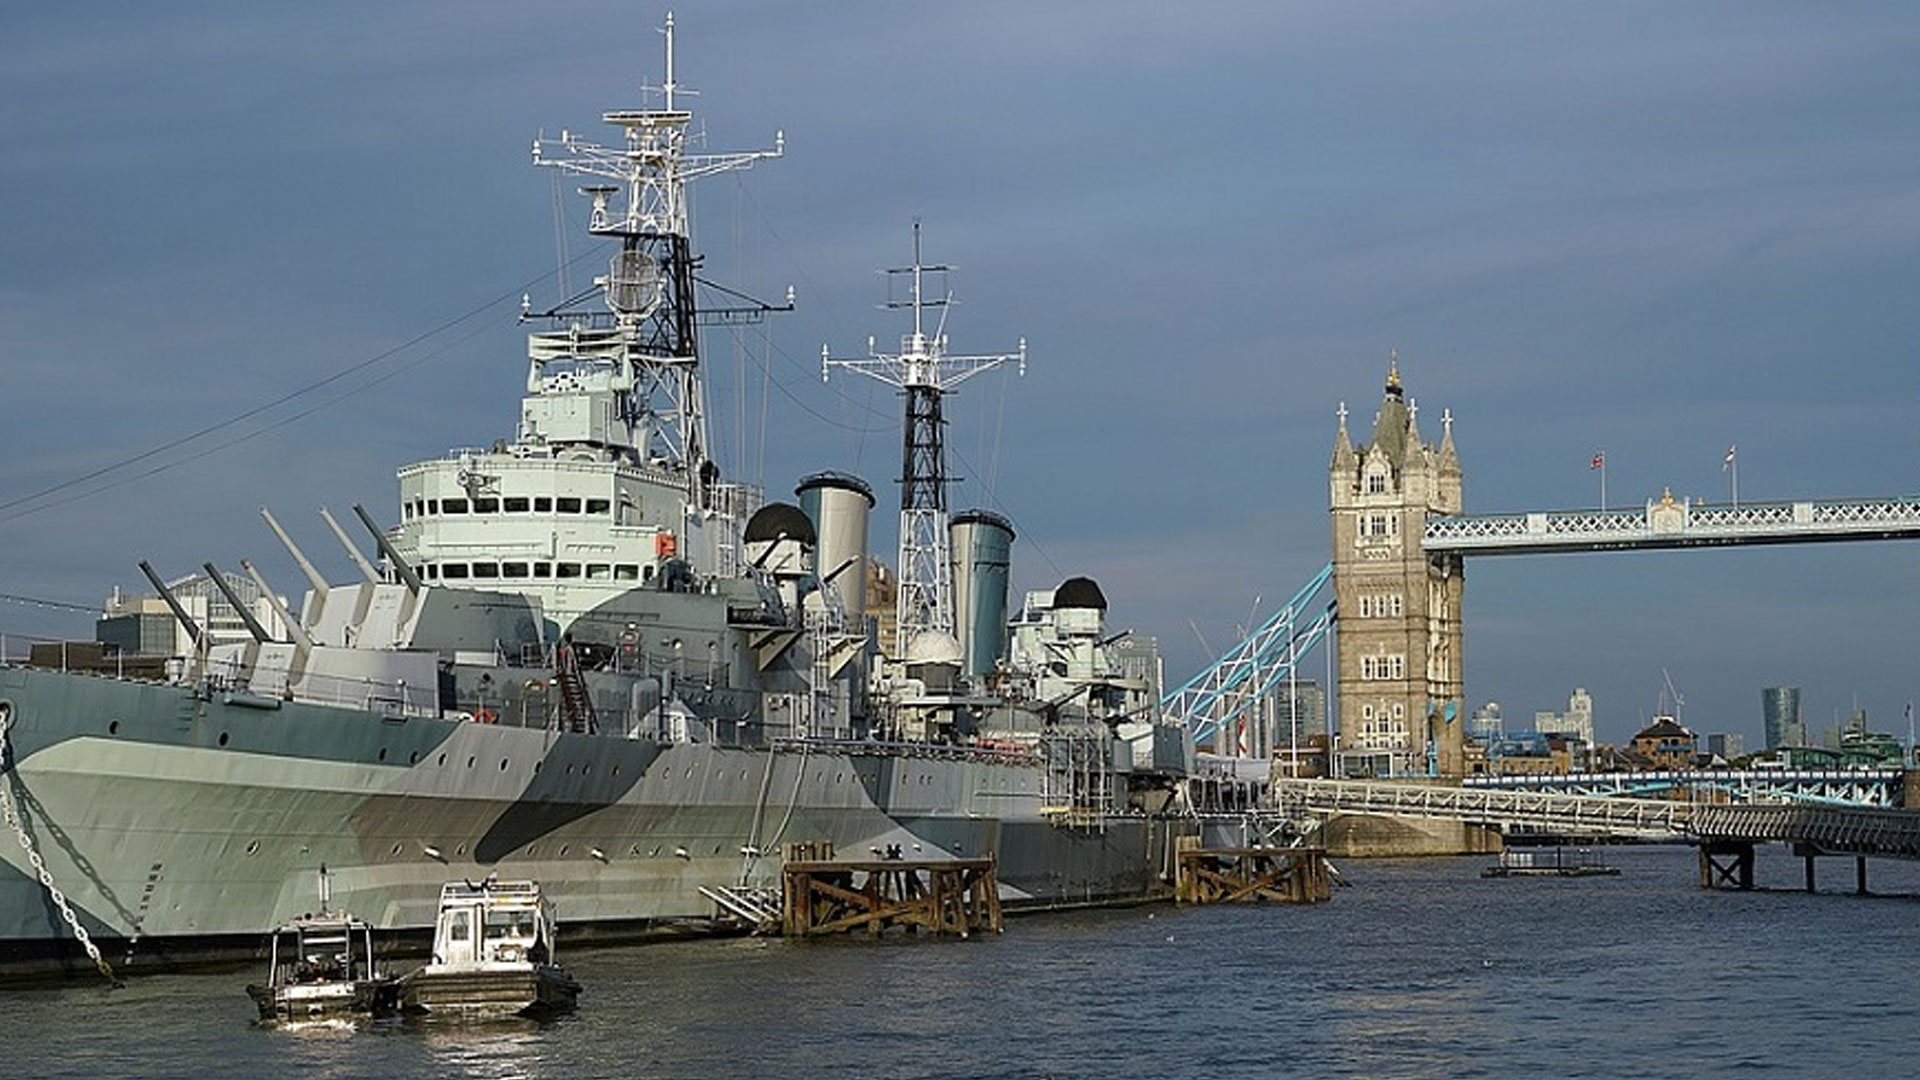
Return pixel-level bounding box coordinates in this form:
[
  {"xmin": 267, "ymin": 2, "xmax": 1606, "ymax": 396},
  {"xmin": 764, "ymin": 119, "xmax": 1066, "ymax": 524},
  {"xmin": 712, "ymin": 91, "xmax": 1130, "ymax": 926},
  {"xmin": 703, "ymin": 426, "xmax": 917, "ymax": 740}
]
[{"xmin": 0, "ymin": 665, "xmax": 1187, "ymax": 976}]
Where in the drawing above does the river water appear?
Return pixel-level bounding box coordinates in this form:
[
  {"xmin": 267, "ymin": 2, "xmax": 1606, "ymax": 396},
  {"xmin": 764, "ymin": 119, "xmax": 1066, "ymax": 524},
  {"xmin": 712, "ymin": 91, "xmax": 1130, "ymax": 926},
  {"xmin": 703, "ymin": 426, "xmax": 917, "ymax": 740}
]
[{"xmin": 6, "ymin": 844, "xmax": 1917, "ymax": 1080}]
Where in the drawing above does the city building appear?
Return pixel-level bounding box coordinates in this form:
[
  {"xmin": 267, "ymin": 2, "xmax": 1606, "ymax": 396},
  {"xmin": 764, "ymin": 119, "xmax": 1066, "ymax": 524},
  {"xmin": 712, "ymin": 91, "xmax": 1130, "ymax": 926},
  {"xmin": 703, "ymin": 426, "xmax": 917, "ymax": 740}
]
[
  {"xmin": 1704, "ymin": 732, "xmax": 1745, "ymax": 761},
  {"xmin": 1629, "ymin": 716, "xmax": 1697, "ymax": 770},
  {"xmin": 96, "ymin": 571, "xmax": 288, "ymax": 658},
  {"xmin": 1761, "ymin": 686, "xmax": 1803, "ymax": 750},
  {"xmin": 1469, "ymin": 701, "xmax": 1504, "ymax": 744},
  {"xmin": 1260, "ymin": 680, "xmax": 1326, "ymax": 759},
  {"xmin": 1487, "ymin": 731, "xmax": 1576, "ymax": 775}
]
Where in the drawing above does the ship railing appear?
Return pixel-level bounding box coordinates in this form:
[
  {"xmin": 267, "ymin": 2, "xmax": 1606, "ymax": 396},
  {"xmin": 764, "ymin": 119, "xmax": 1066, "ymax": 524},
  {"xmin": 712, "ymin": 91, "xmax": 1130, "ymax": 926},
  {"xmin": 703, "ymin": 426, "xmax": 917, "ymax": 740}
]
[
  {"xmin": 275, "ymin": 670, "xmax": 438, "ymax": 718},
  {"xmin": 774, "ymin": 735, "xmax": 1044, "ymax": 766}
]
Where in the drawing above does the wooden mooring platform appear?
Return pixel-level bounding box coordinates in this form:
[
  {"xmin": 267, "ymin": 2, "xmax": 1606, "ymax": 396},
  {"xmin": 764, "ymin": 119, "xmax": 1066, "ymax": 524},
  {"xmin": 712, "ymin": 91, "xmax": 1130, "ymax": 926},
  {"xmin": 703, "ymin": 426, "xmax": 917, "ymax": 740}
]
[
  {"xmin": 780, "ymin": 842, "xmax": 1003, "ymax": 938},
  {"xmin": 1174, "ymin": 843, "xmax": 1333, "ymax": 905}
]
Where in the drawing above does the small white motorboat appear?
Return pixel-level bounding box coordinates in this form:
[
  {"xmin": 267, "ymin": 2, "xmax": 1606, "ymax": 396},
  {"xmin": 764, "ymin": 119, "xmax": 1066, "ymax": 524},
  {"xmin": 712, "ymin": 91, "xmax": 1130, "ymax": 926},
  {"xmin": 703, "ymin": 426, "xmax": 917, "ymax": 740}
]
[{"xmin": 398, "ymin": 878, "xmax": 581, "ymax": 1019}]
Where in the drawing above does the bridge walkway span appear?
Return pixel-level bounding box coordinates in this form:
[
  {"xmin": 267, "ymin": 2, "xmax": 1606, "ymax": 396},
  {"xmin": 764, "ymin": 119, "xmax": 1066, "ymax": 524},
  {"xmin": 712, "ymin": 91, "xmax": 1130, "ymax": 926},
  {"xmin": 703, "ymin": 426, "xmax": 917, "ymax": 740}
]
[{"xmin": 1273, "ymin": 779, "xmax": 1920, "ymax": 859}]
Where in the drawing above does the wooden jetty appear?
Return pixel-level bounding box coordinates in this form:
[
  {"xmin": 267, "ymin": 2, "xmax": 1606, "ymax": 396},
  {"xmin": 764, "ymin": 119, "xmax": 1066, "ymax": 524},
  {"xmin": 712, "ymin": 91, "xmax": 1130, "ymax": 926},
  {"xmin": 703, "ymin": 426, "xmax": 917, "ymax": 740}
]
[
  {"xmin": 780, "ymin": 842, "xmax": 1003, "ymax": 938},
  {"xmin": 1174, "ymin": 842, "xmax": 1333, "ymax": 905}
]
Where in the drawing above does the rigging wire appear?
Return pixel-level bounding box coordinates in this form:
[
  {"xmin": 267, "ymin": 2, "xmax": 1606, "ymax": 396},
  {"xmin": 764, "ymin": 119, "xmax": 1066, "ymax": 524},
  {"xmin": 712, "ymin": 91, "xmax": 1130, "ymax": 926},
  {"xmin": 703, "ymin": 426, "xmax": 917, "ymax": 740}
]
[
  {"xmin": 0, "ymin": 249, "xmax": 605, "ymax": 523},
  {"xmin": 0, "ymin": 592, "xmax": 97, "ymax": 615},
  {"xmin": 6, "ymin": 305, "xmax": 513, "ymax": 522}
]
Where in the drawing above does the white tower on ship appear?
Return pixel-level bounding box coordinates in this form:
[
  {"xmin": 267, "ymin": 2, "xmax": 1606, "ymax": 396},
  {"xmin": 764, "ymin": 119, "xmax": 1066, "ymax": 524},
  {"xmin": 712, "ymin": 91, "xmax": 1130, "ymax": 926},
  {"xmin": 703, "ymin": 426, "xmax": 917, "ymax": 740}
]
[
  {"xmin": 528, "ymin": 13, "xmax": 784, "ymax": 570},
  {"xmin": 822, "ymin": 227, "xmax": 1025, "ymax": 660}
]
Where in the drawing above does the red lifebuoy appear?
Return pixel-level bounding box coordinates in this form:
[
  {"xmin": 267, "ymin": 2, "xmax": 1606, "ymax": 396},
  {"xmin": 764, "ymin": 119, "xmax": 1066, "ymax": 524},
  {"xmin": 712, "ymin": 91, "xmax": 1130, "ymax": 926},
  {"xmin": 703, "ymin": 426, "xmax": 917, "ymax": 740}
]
[{"xmin": 474, "ymin": 707, "xmax": 497, "ymax": 725}]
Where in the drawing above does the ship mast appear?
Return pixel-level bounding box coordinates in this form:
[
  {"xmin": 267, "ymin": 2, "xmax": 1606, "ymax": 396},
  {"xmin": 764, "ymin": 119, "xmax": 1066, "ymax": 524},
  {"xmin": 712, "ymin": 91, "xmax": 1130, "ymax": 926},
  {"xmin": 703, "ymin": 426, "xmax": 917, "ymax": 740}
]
[
  {"xmin": 529, "ymin": 13, "xmax": 783, "ymax": 511},
  {"xmin": 823, "ymin": 226, "xmax": 1025, "ymax": 658}
]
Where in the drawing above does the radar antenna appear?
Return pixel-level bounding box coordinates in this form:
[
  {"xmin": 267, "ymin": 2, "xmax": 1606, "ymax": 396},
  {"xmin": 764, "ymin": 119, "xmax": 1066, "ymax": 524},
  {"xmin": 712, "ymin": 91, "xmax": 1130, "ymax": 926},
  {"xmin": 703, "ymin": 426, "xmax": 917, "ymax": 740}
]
[{"xmin": 528, "ymin": 12, "xmax": 783, "ymax": 505}]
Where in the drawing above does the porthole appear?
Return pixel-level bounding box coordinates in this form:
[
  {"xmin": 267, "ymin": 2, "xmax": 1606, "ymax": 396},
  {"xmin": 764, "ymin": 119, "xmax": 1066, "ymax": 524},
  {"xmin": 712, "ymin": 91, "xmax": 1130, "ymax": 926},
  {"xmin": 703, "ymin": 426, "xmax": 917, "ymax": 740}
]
[
  {"xmin": 566, "ymin": 764, "xmax": 574, "ymax": 775},
  {"xmin": 560, "ymin": 845, "xmax": 570, "ymax": 856},
  {"xmin": 631, "ymin": 845, "xmax": 644, "ymax": 856},
  {"xmin": 437, "ymin": 753, "xmax": 447, "ymax": 766},
  {"xmin": 377, "ymin": 748, "xmax": 387, "ymax": 762},
  {"xmin": 245, "ymin": 840, "xmax": 260, "ymax": 856},
  {"xmin": 467, "ymin": 756, "xmax": 476, "ymax": 768},
  {"xmin": 217, "ymin": 732, "xmax": 229, "ymax": 748},
  {"xmin": 649, "ymin": 846, "xmax": 660, "ymax": 857},
  {"xmin": 500, "ymin": 759, "xmax": 510, "ymax": 771},
  {"xmin": 611, "ymin": 765, "xmax": 620, "ymax": 777},
  {"xmin": 409, "ymin": 751, "xmax": 420, "ymax": 764},
  {"xmin": 527, "ymin": 845, "xmax": 538, "ymax": 857},
  {"xmin": 108, "ymin": 720, "xmax": 120, "ymax": 736},
  {"xmin": 583, "ymin": 763, "xmax": 592, "ymax": 775},
  {"xmin": 456, "ymin": 844, "xmax": 467, "ymax": 856},
  {"xmin": 390, "ymin": 843, "xmax": 403, "ymax": 856}
]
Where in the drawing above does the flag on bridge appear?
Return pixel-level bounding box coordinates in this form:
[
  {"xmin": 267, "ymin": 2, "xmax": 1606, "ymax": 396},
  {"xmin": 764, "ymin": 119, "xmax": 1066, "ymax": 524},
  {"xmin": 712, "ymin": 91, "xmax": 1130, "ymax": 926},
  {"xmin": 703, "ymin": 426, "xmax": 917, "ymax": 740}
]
[
  {"xmin": 1723, "ymin": 445, "xmax": 1736, "ymax": 470},
  {"xmin": 1590, "ymin": 452, "xmax": 1605, "ymax": 470}
]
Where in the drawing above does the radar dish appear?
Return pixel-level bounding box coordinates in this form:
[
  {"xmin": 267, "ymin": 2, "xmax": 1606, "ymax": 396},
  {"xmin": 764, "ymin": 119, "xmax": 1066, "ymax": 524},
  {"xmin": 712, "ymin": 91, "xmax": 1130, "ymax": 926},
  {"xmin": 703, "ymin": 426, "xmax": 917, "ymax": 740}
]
[{"xmin": 605, "ymin": 250, "xmax": 664, "ymax": 317}]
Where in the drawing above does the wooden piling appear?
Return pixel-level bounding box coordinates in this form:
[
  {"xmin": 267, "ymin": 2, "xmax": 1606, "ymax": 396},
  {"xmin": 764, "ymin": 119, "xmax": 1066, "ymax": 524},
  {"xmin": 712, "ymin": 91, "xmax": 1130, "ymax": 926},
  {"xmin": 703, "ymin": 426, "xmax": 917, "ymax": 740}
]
[
  {"xmin": 780, "ymin": 842, "xmax": 1002, "ymax": 938},
  {"xmin": 1174, "ymin": 843, "xmax": 1332, "ymax": 905}
]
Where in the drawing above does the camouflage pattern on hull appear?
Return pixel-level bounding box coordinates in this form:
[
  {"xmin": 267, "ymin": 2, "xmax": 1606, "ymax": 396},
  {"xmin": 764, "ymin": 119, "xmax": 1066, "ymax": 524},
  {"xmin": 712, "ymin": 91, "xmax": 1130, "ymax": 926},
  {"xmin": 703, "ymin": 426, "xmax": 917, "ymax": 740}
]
[{"xmin": 0, "ymin": 666, "xmax": 1183, "ymax": 975}]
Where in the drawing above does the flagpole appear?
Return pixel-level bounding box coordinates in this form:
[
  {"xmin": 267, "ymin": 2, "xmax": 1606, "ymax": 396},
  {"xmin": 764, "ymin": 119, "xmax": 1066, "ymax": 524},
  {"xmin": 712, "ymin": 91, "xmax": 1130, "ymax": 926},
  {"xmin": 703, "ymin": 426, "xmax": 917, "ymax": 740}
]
[{"xmin": 1600, "ymin": 458, "xmax": 1607, "ymax": 511}]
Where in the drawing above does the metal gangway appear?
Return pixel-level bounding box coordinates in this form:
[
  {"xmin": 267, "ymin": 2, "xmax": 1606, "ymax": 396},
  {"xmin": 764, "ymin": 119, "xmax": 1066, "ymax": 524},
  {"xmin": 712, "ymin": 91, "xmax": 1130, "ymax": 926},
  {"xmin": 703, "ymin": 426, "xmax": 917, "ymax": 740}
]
[
  {"xmin": 1276, "ymin": 779, "xmax": 1920, "ymax": 860},
  {"xmin": 1464, "ymin": 768, "xmax": 1904, "ymax": 807},
  {"xmin": 1689, "ymin": 803, "xmax": 1920, "ymax": 859},
  {"xmin": 1272, "ymin": 778, "xmax": 1692, "ymax": 839}
]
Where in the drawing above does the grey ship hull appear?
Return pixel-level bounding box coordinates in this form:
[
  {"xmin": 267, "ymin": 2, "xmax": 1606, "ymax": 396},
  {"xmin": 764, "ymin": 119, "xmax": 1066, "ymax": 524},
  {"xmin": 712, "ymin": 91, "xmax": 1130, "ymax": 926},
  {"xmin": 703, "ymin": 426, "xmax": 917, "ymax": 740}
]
[{"xmin": 0, "ymin": 665, "xmax": 1187, "ymax": 976}]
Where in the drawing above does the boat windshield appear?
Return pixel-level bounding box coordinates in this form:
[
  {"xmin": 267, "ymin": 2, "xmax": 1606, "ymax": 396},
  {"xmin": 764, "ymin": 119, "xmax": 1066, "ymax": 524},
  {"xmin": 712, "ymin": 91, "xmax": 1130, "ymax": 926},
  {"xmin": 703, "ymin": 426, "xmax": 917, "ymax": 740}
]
[{"xmin": 485, "ymin": 910, "xmax": 537, "ymax": 941}]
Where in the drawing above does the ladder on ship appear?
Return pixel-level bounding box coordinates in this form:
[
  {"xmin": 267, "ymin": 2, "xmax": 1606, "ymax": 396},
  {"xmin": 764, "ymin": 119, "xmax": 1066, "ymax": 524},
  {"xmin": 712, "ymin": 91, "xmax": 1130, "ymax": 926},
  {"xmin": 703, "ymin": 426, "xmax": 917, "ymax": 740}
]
[{"xmin": 553, "ymin": 637, "xmax": 599, "ymax": 734}]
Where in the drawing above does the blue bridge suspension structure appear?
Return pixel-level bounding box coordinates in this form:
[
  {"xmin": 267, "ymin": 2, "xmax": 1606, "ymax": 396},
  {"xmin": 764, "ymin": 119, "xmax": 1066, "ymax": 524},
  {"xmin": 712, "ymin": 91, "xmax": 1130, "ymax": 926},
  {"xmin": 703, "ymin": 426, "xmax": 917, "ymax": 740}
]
[{"xmin": 1159, "ymin": 562, "xmax": 1335, "ymax": 754}]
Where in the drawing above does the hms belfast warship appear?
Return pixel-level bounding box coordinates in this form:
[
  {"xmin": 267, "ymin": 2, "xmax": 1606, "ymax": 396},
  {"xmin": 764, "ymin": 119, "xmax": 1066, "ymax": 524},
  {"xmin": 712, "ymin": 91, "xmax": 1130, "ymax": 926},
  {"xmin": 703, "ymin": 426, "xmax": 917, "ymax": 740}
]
[{"xmin": 0, "ymin": 20, "xmax": 1202, "ymax": 976}]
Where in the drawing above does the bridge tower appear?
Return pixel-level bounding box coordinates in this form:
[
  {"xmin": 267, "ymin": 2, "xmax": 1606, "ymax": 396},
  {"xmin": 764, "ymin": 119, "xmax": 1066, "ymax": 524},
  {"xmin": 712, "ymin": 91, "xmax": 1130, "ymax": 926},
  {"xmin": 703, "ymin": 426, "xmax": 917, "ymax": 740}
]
[{"xmin": 1329, "ymin": 356, "xmax": 1466, "ymax": 776}]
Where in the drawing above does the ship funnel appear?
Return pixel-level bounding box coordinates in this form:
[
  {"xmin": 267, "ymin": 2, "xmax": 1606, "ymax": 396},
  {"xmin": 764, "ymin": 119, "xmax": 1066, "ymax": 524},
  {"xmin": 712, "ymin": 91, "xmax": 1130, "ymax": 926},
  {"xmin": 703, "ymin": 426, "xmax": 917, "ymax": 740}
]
[
  {"xmin": 796, "ymin": 472, "xmax": 874, "ymax": 622},
  {"xmin": 950, "ymin": 509, "xmax": 1016, "ymax": 678}
]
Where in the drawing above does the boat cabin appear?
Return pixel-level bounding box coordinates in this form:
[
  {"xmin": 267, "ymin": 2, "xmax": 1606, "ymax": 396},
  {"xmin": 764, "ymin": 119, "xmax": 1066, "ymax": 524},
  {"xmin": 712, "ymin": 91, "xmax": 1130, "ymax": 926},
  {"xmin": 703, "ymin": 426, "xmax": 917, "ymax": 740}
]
[
  {"xmin": 249, "ymin": 911, "xmax": 396, "ymax": 1022},
  {"xmin": 431, "ymin": 879, "xmax": 557, "ymax": 967}
]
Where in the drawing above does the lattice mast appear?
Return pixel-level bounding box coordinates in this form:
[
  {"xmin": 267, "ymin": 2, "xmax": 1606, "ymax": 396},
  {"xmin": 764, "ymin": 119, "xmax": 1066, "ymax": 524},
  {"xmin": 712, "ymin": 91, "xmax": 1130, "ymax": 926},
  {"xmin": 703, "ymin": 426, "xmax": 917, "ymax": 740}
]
[
  {"xmin": 822, "ymin": 226, "xmax": 1025, "ymax": 657},
  {"xmin": 528, "ymin": 13, "xmax": 783, "ymax": 511}
]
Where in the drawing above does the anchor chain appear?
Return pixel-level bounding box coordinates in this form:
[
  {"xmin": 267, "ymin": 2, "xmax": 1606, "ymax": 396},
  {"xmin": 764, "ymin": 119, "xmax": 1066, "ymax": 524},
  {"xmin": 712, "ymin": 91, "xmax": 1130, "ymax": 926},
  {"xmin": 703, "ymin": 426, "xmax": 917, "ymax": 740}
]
[{"xmin": 0, "ymin": 702, "xmax": 121, "ymax": 986}]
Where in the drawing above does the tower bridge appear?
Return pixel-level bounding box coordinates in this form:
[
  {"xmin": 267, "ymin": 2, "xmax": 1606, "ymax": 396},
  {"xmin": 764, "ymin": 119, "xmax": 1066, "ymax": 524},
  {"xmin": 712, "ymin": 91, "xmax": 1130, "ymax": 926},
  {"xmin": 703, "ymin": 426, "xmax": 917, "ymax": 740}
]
[{"xmin": 1163, "ymin": 356, "xmax": 1920, "ymax": 789}]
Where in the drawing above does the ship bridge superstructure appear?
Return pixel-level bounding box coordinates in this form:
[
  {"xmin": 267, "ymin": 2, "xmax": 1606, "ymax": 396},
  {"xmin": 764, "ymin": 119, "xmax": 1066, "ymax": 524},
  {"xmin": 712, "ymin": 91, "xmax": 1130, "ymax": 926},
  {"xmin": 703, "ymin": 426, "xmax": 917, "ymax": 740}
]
[{"xmin": 392, "ymin": 15, "xmax": 785, "ymax": 631}]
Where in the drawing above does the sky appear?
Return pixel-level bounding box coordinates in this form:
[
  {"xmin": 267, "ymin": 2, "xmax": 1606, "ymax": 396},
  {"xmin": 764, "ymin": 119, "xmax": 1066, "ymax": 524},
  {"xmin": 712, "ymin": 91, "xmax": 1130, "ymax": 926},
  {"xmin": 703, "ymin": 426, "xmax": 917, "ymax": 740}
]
[{"xmin": 4, "ymin": 2, "xmax": 1920, "ymax": 749}]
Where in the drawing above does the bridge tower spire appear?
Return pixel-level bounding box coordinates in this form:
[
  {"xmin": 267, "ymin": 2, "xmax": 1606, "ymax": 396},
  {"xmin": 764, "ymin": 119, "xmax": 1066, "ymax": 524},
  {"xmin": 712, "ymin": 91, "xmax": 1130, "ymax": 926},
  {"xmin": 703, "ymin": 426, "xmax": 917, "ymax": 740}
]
[{"xmin": 1330, "ymin": 355, "xmax": 1466, "ymax": 777}]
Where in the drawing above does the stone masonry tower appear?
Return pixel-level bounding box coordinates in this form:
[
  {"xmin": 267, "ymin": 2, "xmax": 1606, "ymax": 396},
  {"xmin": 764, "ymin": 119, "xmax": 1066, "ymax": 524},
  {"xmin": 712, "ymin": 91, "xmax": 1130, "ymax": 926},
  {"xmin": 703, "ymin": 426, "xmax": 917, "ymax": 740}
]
[{"xmin": 1329, "ymin": 356, "xmax": 1466, "ymax": 776}]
